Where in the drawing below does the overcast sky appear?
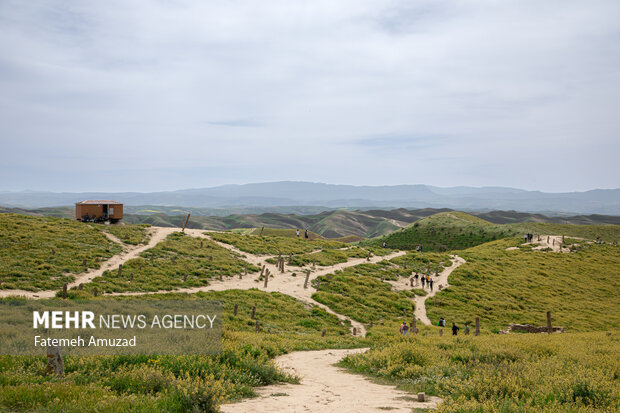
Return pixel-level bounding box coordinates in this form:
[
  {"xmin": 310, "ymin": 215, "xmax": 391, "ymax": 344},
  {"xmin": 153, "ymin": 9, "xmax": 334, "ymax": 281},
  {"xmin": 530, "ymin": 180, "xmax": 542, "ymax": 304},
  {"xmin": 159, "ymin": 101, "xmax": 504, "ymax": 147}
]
[{"xmin": 1, "ymin": 0, "xmax": 619, "ymax": 193}]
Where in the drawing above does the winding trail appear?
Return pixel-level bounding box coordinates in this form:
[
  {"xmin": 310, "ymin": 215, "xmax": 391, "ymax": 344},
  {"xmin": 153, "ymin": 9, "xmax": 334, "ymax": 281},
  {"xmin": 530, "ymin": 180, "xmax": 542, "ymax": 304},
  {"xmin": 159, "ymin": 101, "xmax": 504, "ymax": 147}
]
[
  {"xmin": 386, "ymin": 255, "xmax": 466, "ymax": 325},
  {"xmin": 0, "ymin": 227, "xmax": 176, "ymax": 299},
  {"xmin": 110, "ymin": 229, "xmax": 406, "ymax": 337},
  {"xmin": 1, "ymin": 227, "xmax": 448, "ymax": 410},
  {"xmin": 220, "ymin": 348, "xmax": 441, "ymax": 413},
  {"xmin": 1, "ymin": 226, "xmax": 402, "ymax": 337}
]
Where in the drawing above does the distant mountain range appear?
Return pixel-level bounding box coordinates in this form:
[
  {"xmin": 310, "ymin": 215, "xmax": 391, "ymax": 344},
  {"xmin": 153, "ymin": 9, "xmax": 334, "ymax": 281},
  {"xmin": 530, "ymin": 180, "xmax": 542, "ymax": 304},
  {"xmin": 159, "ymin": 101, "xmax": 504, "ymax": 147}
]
[
  {"xmin": 1, "ymin": 182, "xmax": 619, "ymax": 215},
  {"xmin": 2, "ymin": 205, "xmax": 618, "ymax": 239}
]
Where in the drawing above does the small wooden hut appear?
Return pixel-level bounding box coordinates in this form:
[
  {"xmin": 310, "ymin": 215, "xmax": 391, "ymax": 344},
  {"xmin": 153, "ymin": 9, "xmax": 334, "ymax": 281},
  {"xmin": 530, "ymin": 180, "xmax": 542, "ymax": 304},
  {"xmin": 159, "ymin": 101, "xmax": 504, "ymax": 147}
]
[{"xmin": 75, "ymin": 200, "xmax": 123, "ymax": 223}]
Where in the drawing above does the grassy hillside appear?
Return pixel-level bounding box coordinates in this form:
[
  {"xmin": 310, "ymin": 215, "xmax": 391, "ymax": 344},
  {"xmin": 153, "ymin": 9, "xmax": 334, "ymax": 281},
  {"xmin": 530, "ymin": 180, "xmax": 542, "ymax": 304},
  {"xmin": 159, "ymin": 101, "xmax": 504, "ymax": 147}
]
[
  {"xmin": 5, "ymin": 205, "xmax": 620, "ymax": 239},
  {"xmin": 367, "ymin": 212, "xmax": 518, "ymax": 251},
  {"xmin": 311, "ymin": 253, "xmax": 452, "ymax": 324},
  {"xmin": 341, "ymin": 330, "xmax": 619, "ymax": 412},
  {"xmin": 247, "ymin": 227, "xmax": 322, "ymax": 239},
  {"xmin": 266, "ymin": 247, "xmax": 368, "ymax": 267},
  {"xmin": 209, "ymin": 232, "xmax": 346, "ymax": 255},
  {"xmin": 0, "ymin": 290, "xmax": 363, "ymax": 412},
  {"xmin": 367, "ymin": 212, "xmax": 620, "ymax": 252},
  {"xmin": 427, "ymin": 238, "xmax": 620, "ymax": 331},
  {"xmin": 78, "ymin": 232, "xmax": 259, "ymax": 294},
  {"xmin": 2, "ymin": 212, "xmax": 619, "ymax": 412},
  {"xmin": 103, "ymin": 223, "xmax": 151, "ymax": 245},
  {"xmin": 0, "ymin": 214, "xmax": 123, "ymax": 291},
  {"xmin": 511, "ymin": 222, "xmax": 620, "ymax": 243}
]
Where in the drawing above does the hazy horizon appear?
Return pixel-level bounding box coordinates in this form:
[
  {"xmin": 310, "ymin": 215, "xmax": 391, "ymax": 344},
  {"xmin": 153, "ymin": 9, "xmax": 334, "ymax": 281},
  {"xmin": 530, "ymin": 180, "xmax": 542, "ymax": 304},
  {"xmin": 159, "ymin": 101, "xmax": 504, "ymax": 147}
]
[
  {"xmin": 1, "ymin": 180, "xmax": 619, "ymax": 195},
  {"xmin": 2, "ymin": 1, "xmax": 619, "ymax": 193}
]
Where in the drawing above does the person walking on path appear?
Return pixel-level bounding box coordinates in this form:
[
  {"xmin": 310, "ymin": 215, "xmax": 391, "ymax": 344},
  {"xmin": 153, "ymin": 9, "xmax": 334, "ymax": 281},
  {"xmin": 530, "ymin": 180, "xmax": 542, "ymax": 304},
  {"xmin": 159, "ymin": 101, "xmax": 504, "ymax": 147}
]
[
  {"xmin": 452, "ymin": 323, "xmax": 460, "ymax": 336},
  {"xmin": 421, "ymin": 276, "xmax": 425, "ymax": 288},
  {"xmin": 429, "ymin": 279, "xmax": 434, "ymax": 291},
  {"xmin": 296, "ymin": 229, "xmax": 300, "ymax": 237},
  {"xmin": 414, "ymin": 273, "xmax": 419, "ymax": 285},
  {"xmin": 304, "ymin": 229, "xmax": 309, "ymax": 239}
]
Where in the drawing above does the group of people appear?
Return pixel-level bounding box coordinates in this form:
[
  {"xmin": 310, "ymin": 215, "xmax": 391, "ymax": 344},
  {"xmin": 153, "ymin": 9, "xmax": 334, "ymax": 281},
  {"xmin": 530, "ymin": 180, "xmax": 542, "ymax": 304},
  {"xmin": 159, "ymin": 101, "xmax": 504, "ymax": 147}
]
[
  {"xmin": 413, "ymin": 272, "xmax": 434, "ymax": 291},
  {"xmin": 81, "ymin": 213, "xmax": 99, "ymax": 223},
  {"xmin": 415, "ymin": 244, "xmax": 423, "ymax": 252},
  {"xmin": 295, "ymin": 229, "xmax": 309, "ymax": 239},
  {"xmin": 524, "ymin": 233, "xmax": 534, "ymax": 243},
  {"xmin": 399, "ymin": 318, "xmax": 469, "ymax": 336}
]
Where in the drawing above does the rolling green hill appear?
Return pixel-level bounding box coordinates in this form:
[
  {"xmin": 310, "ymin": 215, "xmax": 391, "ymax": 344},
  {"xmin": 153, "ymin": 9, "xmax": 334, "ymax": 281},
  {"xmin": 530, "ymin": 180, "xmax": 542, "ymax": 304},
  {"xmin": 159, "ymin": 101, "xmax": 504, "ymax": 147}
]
[
  {"xmin": 3, "ymin": 205, "xmax": 619, "ymax": 239},
  {"xmin": 428, "ymin": 238, "xmax": 620, "ymax": 331},
  {"xmin": 1, "ymin": 212, "xmax": 619, "ymax": 412},
  {"xmin": 367, "ymin": 212, "xmax": 518, "ymax": 251},
  {"xmin": 367, "ymin": 211, "xmax": 620, "ymax": 251},
  {"xmin": 0, "ymin": 214, "xmax": 123, "ymax": 291}
]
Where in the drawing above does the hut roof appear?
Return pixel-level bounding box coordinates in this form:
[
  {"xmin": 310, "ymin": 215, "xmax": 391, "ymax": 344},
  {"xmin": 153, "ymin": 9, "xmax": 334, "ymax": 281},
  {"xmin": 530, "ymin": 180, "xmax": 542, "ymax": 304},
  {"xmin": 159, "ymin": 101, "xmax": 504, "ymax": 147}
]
[{"xmin": 76, "ymin": 200, "xmax": 123, "ymax": 205}]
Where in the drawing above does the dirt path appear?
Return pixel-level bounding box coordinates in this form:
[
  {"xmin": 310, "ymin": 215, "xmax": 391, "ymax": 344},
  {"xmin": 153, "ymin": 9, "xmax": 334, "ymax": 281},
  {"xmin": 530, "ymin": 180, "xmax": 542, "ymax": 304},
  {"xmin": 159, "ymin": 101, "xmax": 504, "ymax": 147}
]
[
  {"xmin": 0, "ymin": 226, "xmax": 397, "ymax": 336},
  {"xmin": 530, "ymin": 235, "xmax": 573, "ymax": 252},
  {"xmin": 505, "ymin": 235, "xmax": 581, "ymax": 253},
  {"xmin": 3, "ymin": 227, "xmax": 443, "ymax": 410},
  {"xmin": 220, "ymin": 348, "xmax": 441, "ymax": 413},
  {"xmin": 100, "ymin": 231, "xmax": 126, "ymax": 247},
  {"xmin": 0, "ymin": 227, "xmax": 176, "ymax": 299},
  {"xmin": 386, "ymin": 255, "xmax": 466, "ymax": 325},
  {"xmin": 110, "ymin": 230, "xmax": 406, "ymax": 337}
]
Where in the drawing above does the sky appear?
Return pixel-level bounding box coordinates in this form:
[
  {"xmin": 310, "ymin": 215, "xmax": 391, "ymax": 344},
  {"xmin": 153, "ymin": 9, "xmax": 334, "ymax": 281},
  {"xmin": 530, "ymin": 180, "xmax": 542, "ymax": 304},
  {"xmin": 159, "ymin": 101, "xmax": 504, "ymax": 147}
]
[{"xmin": 1, "ymin": 0, "xmax": 619, "ymax": 193}]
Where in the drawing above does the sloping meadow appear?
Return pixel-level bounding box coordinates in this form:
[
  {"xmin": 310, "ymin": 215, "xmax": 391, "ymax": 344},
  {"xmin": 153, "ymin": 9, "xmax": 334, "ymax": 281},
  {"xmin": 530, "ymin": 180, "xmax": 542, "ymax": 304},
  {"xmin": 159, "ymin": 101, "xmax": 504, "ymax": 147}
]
[
  {"xmin": 75, "ymin": 232, "xmax": 260, "ymax": 294},
  {"xmin": 311, "ymin": 253, "xmax": 452, "ymax": 324},
  {"xmin": 0, "ymin": 290, "xmax": 364, "ymax": 412},
  {"xmin": 209, "ymin": 232, "xmax": 347, "ymax": 255},
  {"xmin": 427, "ymin": 238, "xmax": 620, "ymax": 331},
  {"xmin": 0, "ymin": 214, "xmax": 122, "ymax": 291},
  {"xmin": 340, "ymin": 329, "xmax": 619, "ymax": 412}
]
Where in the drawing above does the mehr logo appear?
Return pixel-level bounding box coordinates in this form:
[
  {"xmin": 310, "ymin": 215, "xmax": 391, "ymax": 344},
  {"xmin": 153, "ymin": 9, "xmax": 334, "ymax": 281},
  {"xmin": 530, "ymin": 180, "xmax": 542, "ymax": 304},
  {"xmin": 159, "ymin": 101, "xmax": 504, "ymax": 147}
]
[{"xmin": 33, "ymin": 311, "xmax": 218, "ymax": 329}]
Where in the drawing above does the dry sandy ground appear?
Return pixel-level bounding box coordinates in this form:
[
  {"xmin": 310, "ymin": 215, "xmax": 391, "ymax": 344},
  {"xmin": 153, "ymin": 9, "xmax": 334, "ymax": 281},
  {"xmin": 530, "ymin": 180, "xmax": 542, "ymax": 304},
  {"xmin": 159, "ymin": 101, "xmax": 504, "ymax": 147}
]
[
  {"xmin": 386, "ymin": 255, "xmax": 466, "ymax": 325},
  {"xmin": 506, "ymin": 235, "xmax": 583, "ymax": 253},
  {"xmin": 220, "ymin": 348, "xmax": 441, "ymax": 413},
  {"xmin": 0, "ymin": 226, "xmax": 177, "ymax": 299}
]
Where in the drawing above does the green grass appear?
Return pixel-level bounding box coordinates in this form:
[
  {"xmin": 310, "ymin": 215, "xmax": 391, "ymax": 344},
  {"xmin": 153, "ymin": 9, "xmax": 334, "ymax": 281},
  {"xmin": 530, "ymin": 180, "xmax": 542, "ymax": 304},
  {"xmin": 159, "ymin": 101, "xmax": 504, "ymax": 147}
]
[
  {"xmin": 389, "ymin": 252, "xmax": 453, "ymax": 274},
  {"xmin": 102, "ymin": 224, "xmax": 151, "ymax": 245},
  {"xmin": 209, "ymin": 232, "xmax": 347, "ymax": 255},
  {"xmin": 310, "ymin": 254, "xmax": 451, "ymax": 325},
  {"xmin": 0, "ymin": 290, "xmax": 365, "ymax": 412},
  {"xmin": 367, "ymin": 212, "xmax": 620, "ymax": 252},
  {"xmin": 312, "ymin": 272, "xmax": 415, "ymax": 324},
  {"xmin": 0, "ymin": 214, "xmax": 122, "ymax": 291},
  {"xmin": 509, "ymin": 222, "xmax": 620, "ymax": 243},
  {"xmin": 427, "ymin": 238, "xmax": 620, "ymax": 332},
  {"xmin": 2, "ymin": 213, "xmax": 619, "ymax": 412},
  {"xmin": 248, "ymin": 227, "xmax": 323, "ymax": 239},
  {"xmin": 266, "ymin": 246, "xmax": 370, "ymax": 267},
  {"xmin": 367, "ymin": 212, "xmax": 517, "ymax": 252},
  {"xmin": 76, "ymin": 232, "xmax": 260, "ymax": 294},
  {"xmin": 340, "ymin": 329, "xmax": 619, "ymax": 412}
]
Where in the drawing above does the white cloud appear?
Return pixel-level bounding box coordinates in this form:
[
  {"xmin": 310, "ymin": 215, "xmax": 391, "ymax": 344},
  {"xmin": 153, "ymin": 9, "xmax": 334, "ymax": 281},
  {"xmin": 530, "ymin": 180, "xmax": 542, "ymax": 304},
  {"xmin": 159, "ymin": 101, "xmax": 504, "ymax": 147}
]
[{"xmin": 0, "ymin": 0, "xmax": 618, "ymax": 192}]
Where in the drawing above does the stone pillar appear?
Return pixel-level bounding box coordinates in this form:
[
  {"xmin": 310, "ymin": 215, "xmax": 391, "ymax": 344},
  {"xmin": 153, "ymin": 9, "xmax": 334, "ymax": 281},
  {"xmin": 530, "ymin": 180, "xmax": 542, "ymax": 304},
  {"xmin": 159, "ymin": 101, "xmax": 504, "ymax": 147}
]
[{"xmin": 46, "ymin": 346, "xmax": 64, "ymax": 377}]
